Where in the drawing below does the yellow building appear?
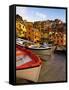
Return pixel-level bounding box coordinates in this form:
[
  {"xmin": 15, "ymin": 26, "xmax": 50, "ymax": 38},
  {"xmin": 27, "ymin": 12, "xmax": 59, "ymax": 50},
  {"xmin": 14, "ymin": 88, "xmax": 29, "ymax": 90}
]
[
  {"xmin": 33, "ymin": 28, "xmax": 41, "ymax": 43},
  {"xmin": 26, "ymin": 27, "xmax": 41, "ymax": 43},
  {"xmin": 16, "ymin": 21, "xmax": 27, "ymax": 38}
]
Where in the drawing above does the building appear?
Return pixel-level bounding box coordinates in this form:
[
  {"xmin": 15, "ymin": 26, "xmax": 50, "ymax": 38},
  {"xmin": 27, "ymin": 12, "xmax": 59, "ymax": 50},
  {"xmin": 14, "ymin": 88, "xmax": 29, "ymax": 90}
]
[
  {"xmin": 33, "ymin": 21, "xmax": 52, "ymax": 43},
  {"xmin": 63, "ymin": 33, "xmax": 66, "ymax": 46},
  {"xmin": 16, "ymin": 15, "xmax": 27, "ymax": 38},
  {"xmin": 16, "ymin": 21, "xmax": 27, "ymax": 38},
  {"xmin": 33, "ymin": 28, "xmax": 41, "ymax": 43},
  {"xmin": 26, "ymin": 27, "xmax": 41, "ymax": 43},
  {"xmin": 16, "ymin": 15, "xmax": 66, "ymax": 46},
  {"xmin": 49, "ymin": 32, "xmax": 66, "ymax": 46}
]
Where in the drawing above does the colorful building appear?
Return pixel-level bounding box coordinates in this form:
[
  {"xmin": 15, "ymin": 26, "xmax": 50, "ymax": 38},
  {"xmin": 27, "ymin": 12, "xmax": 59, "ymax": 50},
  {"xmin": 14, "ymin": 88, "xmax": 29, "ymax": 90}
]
[
  {"xmin": 63, "ymin": 33, "xmax": 66, "ymax": 46},
  {"xmin": 26, "ymin": 27, "xmax": 41, "ymax": 43},
  {"xmin": 16, "ymin": 15, "xmax": 66, "ymax": 46},
  {"xmin": 16, "ymin": 21, "xmax": 27, "ymax": 38},
  {"xmin": 49, "ymin": 32, "xmax": 66, "ymax": 46}
]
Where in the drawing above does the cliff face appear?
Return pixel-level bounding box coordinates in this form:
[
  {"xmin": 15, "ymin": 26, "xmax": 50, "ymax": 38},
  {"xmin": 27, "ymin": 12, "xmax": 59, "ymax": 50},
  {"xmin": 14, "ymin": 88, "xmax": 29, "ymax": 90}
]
[{"xmin": 16, "ymin": 14, "xmax": 23, "ymax": 21}]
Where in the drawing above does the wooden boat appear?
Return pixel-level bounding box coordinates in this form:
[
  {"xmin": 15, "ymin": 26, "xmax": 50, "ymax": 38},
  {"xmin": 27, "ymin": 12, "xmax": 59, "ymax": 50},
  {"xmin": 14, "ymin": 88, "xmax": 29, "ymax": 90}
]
[
  {"xmin": 27, "ymin": 46, "xmax": 56, "ymax": 60},
  {"xmin": 16, "ymin": 43, "xmax": 56, "ymax": 60},
  {"xmin": 16, "ymin": 45, "xmax": 42, "ymax": 82}
]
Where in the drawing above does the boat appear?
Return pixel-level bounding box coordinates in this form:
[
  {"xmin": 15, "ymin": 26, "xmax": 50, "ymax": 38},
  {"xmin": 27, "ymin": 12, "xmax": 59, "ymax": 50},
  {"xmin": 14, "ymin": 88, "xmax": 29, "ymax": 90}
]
[
  {"xmin": 55, "ymin": 45, "xmax": 66, "ymax": 51},
  {"xmin": 54, "ymin": 45, "xmax": 66, "ymax": 54},
  {"xmin": 16, "ymin": 38, "xmax": 56, "ymax": 60},
  {"xmin": 27, "ymin": 45, "xmax": 56, "ymax": 60},
  {"xmin": 28, "ymin": 47, "xmax": 52, "ymax": 60},
  {"xmin": 16, "ymin": 44, "xmax": 42, "ymax": 82}
]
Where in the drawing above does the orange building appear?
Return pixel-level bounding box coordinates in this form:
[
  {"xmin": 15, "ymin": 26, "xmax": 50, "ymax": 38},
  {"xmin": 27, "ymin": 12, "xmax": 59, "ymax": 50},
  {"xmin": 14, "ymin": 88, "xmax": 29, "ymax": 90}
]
[
  {"xmin": 26, "ymin": 27, "xmax": 41, "ymax": 43},
  {"xmin": 50, "ymin": 32, "xmax": 66, "ymax": 46}
]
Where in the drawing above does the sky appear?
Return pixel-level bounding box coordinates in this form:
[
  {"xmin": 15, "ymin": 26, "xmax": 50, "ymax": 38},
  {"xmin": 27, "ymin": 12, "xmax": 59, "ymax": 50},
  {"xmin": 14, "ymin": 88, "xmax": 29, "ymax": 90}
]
[{"xmin": 16, "ymin": 6, "xmax": 66, "ymax": 22}]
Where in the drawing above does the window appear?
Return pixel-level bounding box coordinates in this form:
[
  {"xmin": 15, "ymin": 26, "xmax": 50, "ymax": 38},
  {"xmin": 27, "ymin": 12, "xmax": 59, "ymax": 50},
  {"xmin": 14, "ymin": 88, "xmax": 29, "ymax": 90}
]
[
  {"xmin": 35, "ymin": 36, "xmax": 36, "ymax": 38},
  {"xmin": 19, "ymin": 24, "xmax": 21, "ymax": 28},
  {"xmin": 61, "ymin": 40, "xmax": 63, "ymax": 43},
  {"xmin": 23, "ymin": 25, "xmax": 24, "ymax": 28}
]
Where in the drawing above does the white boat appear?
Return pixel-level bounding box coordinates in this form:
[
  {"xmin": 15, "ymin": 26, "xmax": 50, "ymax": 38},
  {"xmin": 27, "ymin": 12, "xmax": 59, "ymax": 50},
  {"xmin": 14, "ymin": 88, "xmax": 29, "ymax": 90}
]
[
  {"xmin": 27, "ymin": 45, "xmax": 56, "ymax": 60},
  {"xmin": 16, "ymin": 38, "xmax": 56, "ymax": 60},
  {"xmin": 56, "ymin": 45, "xmax": 66, "ymax": 51}
]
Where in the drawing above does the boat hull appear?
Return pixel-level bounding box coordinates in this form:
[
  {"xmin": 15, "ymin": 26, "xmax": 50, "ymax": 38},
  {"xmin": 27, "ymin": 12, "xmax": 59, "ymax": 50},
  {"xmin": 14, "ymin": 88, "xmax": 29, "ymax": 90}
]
[
  {"xmin": 16, "ymin": 65, "xmax": 41, "ymax": 82},
  {"xmin": 16, "ymin": 45, "xmax": 42, "ymax": 82},
  {"xmin": 29, "ymin": 46, "xmax": 56, "ymax": 60}
]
